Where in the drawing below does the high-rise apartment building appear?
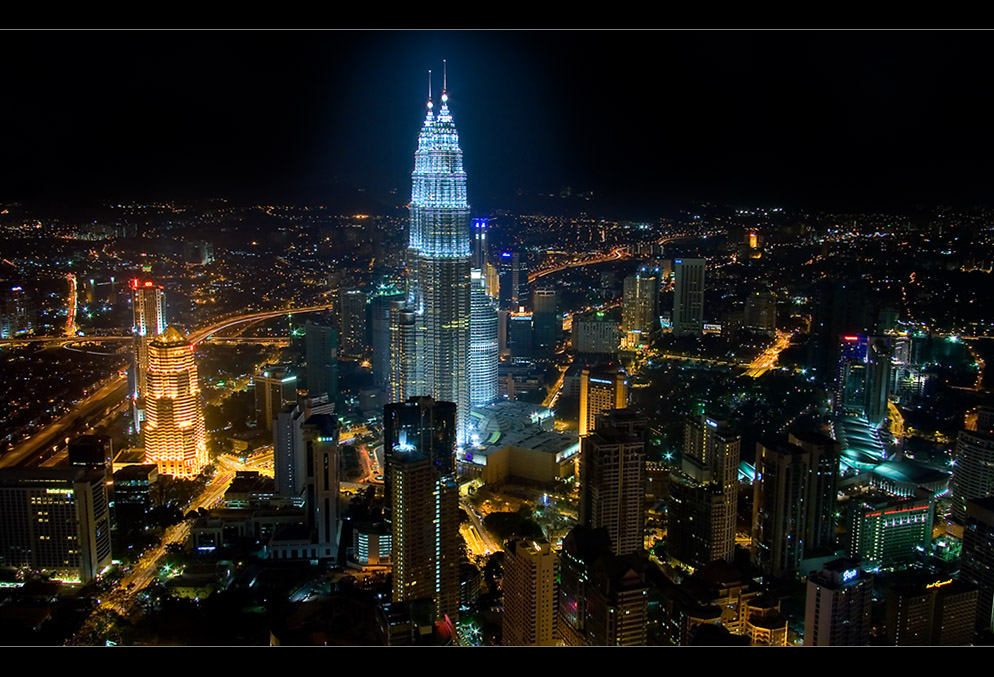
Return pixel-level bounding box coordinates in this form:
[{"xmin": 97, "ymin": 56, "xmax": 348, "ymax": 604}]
[
  {"xmin": 621, "ymin": 269, "xmax": 659, "ymax": 348},
  {"xmin": 668, "ymin": 416, "xmax": 740, "ymax": 571},
  {"xmin": 579, "ymin": 409, "xmax": 646, "ymax": 557},
  {"xmin": 469, "ymin": 269, "xmax": 498, "ymax": 407},
  {"xmin": 402, "ymin": 79, "xmax": 472, "ymax": 444},
  {"xmin": 502, "ymin": 540, "xmax": 558, "ymax": 646},
  {"xmin": 804, "ymin": 558, "xmax": 873, "ymax": 646},
  {"xmin": 305, "ymin": 323, "xmax": 338, "ymax": 402},
  {"xmin": 143, "ymin": 326, "xmax": 208, "ymax": 478},
  {"xmin": 385, "ymin": 397, "xmax": 459, "ymax": 621},
  {"xmin": 579, "ymin": 366, "xmax": 628, "ymax": 437},
  {"xmin": 672, "ymin": 258, "xmax": 705, "ymax": 337},
  {"xmin": 338, "ymin": 287, "xmax": 367, "ymax": 360},
  {"xmin": 0, "ymin": 467, "xmax": 112, "ymax": 583},
  {"xmin": 788, "ymin": 430, "xmax": 840, "ymax": 551}
]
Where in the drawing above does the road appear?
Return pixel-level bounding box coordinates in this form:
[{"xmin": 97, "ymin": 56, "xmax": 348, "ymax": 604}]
[{"xmin": 0, "ymin": 303, "xmax": 334, "ymax": 469}]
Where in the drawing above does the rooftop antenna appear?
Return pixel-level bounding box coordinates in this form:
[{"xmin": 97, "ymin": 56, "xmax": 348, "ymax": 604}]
[{"xmin": 442, "ymin": 59, "xmax": 448, "ymax": 102}]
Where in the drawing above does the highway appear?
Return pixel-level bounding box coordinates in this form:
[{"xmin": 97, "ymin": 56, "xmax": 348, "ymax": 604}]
[{"xmin": 0, "ymin": 303, "xmax": 333, "ymax": 469}]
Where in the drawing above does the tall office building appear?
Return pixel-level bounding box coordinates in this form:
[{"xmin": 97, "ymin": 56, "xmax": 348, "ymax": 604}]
[
  {"xmin": 338, "ymin": 287, "xmax": 367, "ymax": 359},
  {"xmin": 386, "ymin": 397, "xmax": 460, "ymax": 621},
  {"xmin": 305, "ymin": 323, "xmax": 338, "ymax": 402},
  {"xmin": 950, "ymin": 411, "xmax": 994, "ymax": 523},
  {"xmin": 143, "ymin": 326, "xmax": 208, "ymax": 478},
  {"xmin": 499, "ymin": 251, "xmax": 529, "ymax": 311},
  {"xmin": 958, "ymin": 496, "xmax": 994, "ymax": 632},
  {"xmin": 751, "ymin": 440, "xmax": 810, "ymax": 579},
  {"xmin": 389, "ymin": 300, "xmax": 419, "ymax": 403},
  {"xmin": 672, "ymin": 258, "xmax": 705, "ymax": 337},
  {"xmin": 130, "ymin": 278, "xmax": 166, "ymax": 432},
  {"xmin": 301, "ymin": 413, "xmax": 340, "ymax": 561},
  {"xmin": 508, "ymin": 310, "xmax": 534, "ymax": 359},
  {"xmin": 532, "ymin": 288, "xmax": 559, "ymax": 357},
  {"xmin": 865, "ymin": 337, "xmax": 892, "ymax": 426},
  {"xmin": 788, "ymin": 430, "xmax": 840, "ymax": 552},
  {"xmin": 621, "ymin": 269, "xmax": 659, "ymax": 348},
  {"xmin": 668, "ymin": 416, "xmax": 740, "ymax": 571},
  {"xmin": 0, "ymin": 467, "xmax": 112, "ymax": 583},
  {"xmin": 254, "ymin": 367, "xmax": 297, "ymax": 431},
  {"xmin": 274, "ymin": 395, "xmax": 335, "ymax": 502},
  {"xmin": 751, "ymin": 432, "xmax": 841, "ymax": 578},
  {"xmin": 404, "ymin": 76, "xmax": 471, "ymax": 445},
  {"xmin": 0, "ymin": 285, "xmax": 34, "ymax": 338},
  {"xmin": 502, "ymin": 540, "xmax": 558, "ymax": 646},
  {"xmin": 469, "ymin": 269, "xmax": 498, "ymax": 407},
  {"xmin": 579, "ymin": 409, "xmax": 646, "ymax": 557},
  {"xmin": 804, "ymin": 558, "xmax": 873, "ymax": 646},
  {"xmin": 579, "ymin": 366, "xmax": 628, "ymax": 437},
  {"xmin": 370, "ymin": 287, "xmax": 405, "ymax": 391}
]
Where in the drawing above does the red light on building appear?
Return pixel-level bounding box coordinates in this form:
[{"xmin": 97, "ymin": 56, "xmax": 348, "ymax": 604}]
[
  {"xmin": 843, "ymin": 335, "xmax": 860, "ymax": 341},
  {"xmin": 144, "ymin": 281, "xmax": 153, "ymax": 287}
]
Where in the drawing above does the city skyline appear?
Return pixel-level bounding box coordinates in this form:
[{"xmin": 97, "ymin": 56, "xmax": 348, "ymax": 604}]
[{"xmin": 2, "ymin": 30, "xmax": 993, "ymax": 214}]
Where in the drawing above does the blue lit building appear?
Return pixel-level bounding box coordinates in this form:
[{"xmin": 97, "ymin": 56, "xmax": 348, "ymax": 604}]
[
  {"xmin": 403, "ymin": 74, "xmax": 471, "ymax": 445},
  {"xmin": 470, "ymin": 269, "xmax": 498, "ymax": 407}
]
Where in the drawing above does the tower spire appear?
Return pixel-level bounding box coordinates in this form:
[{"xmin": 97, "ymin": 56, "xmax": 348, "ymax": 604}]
[{"xmin": 427, "ymin": 69, "xmax": 433, "ymax": 109}]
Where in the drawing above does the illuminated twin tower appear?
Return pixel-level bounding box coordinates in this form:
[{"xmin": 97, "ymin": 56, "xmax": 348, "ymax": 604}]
[{"xmin": 392, "ymin": 68, "xmax": 475, "ymax": 445}]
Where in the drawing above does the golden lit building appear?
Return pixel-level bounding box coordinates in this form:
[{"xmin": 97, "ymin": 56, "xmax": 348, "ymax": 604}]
[
  {"xmin": 143, "ymin": 326, "xmax": 208, "ymax": 478},
  {"xmin": 579, "ymin": 367, "xmax": 627, "ymax": 437},
  {"xmin": 502, "ymin": 540, "xmax": 558, "ymax": 646}
]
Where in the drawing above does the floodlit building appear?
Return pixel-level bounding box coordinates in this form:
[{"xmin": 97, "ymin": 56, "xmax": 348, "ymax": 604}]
[
  {"xmin": 130, "ymin": 278, "xmax": 166, "ymax": 432},
  {"xmin": 469, "ymin": 269, "xmax": 499, "ymax": 406},
  {"xmin": 403, "ymin": 76, "xmax": 472, "ymax": 444},
  {"xmin": 621, "ymin": 268, "xmax": 659, "ymax": 348},
  {"xmin": 579, "ymin": 366, "xmax": 628, "ymax": 437},
  {"xmin": 143, "ymin": 326, "xmax": 208, "ymax": 478}
]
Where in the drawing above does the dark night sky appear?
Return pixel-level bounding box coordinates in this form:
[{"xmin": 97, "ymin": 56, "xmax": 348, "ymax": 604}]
[{"xmin": 2, "ymin": 30, "xmax": 992, "ymax": 214}]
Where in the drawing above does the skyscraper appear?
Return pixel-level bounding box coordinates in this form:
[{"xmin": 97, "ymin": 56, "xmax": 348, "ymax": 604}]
[
  {"xmin": 305, "ymin": 323, "xmax": 338, "ymax": 402},
  {"xmin": 370, "ymin": 286, "xmax": 405, "ymax": 391},
  {"xmin": 404, "ymin": 73, "xmax": 471, "ymax": 445},
  {"xmin": 751, "ymin": 439, "xmax": 810, "ymax": 579},
  {"xmin": 532, "ymin": 288, "xmax": 559, "ymax": 357},
  {"xmin": 338, "ymin": 287, "xmax": 367, "ymax": 360},
  {"xmin": 950, "ymin": 409, "xmax": 994, "ymax": 523},
  {"xmin": 254, "ymin": 367, "xmax": 297, "ymax": 431},
  {"xmin": 469, "ymin": 269, "xmax": 498, "ymax": 407},
  {"xmin": 668, "ymin": 416, "xmax": 740, "ymax": 570},
  {"xmin": 385, "ymin": 397, "xmax": 460, "ymax": 621},
  {"xmin": 621, "ymin": 269, "xmax": 659, "ymax": 348},
  {"xmin": 502, "ymin": 540, "xmax": 558, "ymax": 646},
  {"xmin": 672, "ymin": 258, "xmax": 705, "ymax": 337},
  {"xmin": 579, "ymin": 409, "xmax": 646, "ymax": 557},
  {"xmin": 143, "ymin": 326, "xmax": 208, "ymax": 478},
  {"xmin": 130, "ymin": 278, "xmax": 166, "ymax": 432}
]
